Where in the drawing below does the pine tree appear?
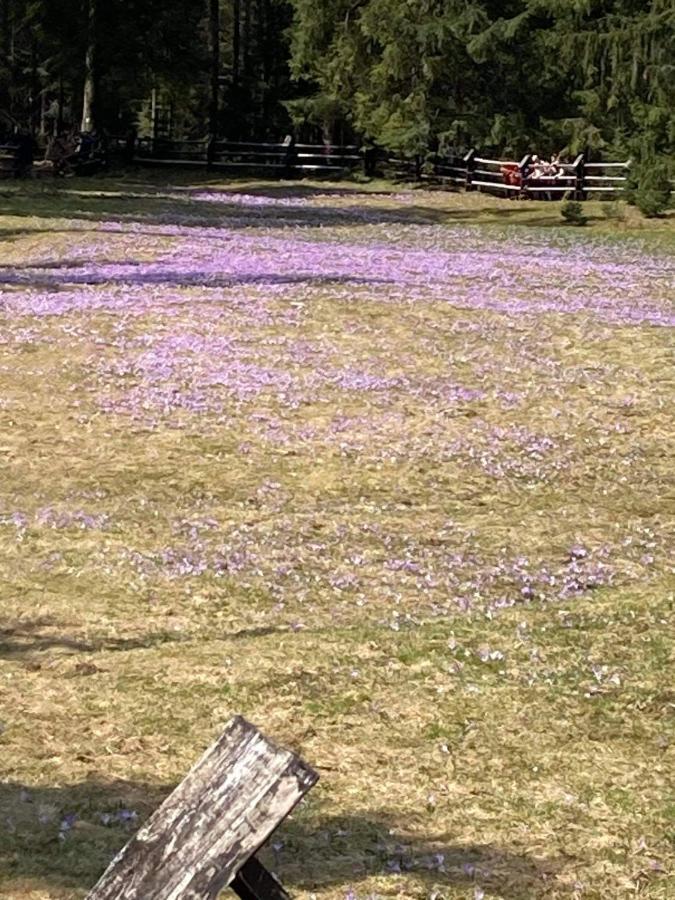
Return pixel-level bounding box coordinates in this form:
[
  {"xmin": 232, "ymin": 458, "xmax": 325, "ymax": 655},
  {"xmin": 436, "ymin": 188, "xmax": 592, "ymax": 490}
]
[{"xmin": 287, "ymin": 0, "xmax": 674, "ymax": 160}]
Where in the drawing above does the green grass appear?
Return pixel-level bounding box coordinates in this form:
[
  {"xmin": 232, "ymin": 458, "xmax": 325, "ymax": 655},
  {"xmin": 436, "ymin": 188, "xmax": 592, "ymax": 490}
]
[
  {"xmin": 1, "ymin": 168, "xmax": 673, "ymax": 233},
  {"xmin": 0, "ymin": 174, "xmax": 673, "ymax": 900}
]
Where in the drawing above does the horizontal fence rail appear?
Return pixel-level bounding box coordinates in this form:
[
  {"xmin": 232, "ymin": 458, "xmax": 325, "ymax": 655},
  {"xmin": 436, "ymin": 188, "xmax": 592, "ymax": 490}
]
[
  {"xmin": 120, "ymin": 138, "xmax": 635, "ymax": 196},
  {"xmin": 458, "ymin": 151, "xmax": 633, "ymax": 199},
  {"xmin": 1, "ymin": 134, "xmax": 645, "ymax": 198},
  {"xmin": 129, "ymin": 137, "xmax": 363, "ymax": 176}
]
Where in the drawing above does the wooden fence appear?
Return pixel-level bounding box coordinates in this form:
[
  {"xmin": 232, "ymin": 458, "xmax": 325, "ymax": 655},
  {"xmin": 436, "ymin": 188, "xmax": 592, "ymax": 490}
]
[
  {"xmin": 117, "ymin": 137, "xmax": 632, "ymax": 198},
  {"xmin": 1, "ymin": 132, "xmax": 636, "ymax": 198},
  {"xmin": 0, "ymin": 138, "xmax": 33, "ymax": 177},
  {"xmin": 128, "ymin": 136, "xmax": 362, "ymax": 177},
  {"xmin": 391, "ymin": 150, "xmax": 631, "ymax": 200},
  {"xmin": 467, "ymin": 151, "xmax": 581, "ymax": 197}
]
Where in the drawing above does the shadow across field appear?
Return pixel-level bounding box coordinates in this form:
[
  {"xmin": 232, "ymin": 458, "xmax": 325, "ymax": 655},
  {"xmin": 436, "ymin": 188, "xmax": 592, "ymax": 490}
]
[
  {"xmin": 0, "ymin": 187, "xmax": 452, "ymax": 230},
  {"xmin": 200, "ymin": 183, "xmax": 401, "ymax": 200},
  {"xmin": 0, "ymin": 779, "xmax": 564, "ymax": 898},
  {"xmin": 279, "ymin": 812, "xmax": 563, "ymax": 898},
  {"xmin": 0, "ymin": 179, "xmax": 570, "ymax": 235},
  {"xmin": 0, "ymin": 778, "xmax": 167, "ymax": 895},
  {"xmin": 0, "ymin": 617, "xmax": 190, "ymax": 662},
  {"xmin": 0, "ymin": 618, "xmax": 348, "ymax": 665},
  {"xmin": 0, "ymin": 267, "xmax": 396, "ymax": 290}
]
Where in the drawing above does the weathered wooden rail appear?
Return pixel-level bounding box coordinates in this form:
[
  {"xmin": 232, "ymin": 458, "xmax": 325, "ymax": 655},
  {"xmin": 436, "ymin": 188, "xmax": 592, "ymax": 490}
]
[
  {"xmin": 583, "ymin": 160, "xmax": 631, "ymax": 194},
  {"xmin": 0, "ymin": 140, "xmax": 33, "ymax": 177},
  {"xmin": 120, "ymin": 138, "xmax": 632, "ymax": 196},
  {"xmin": 86, "ymin": 716, "xmax": 318, "ymax": 900},
  {"xmin": 428, "ymin": 150, "xmax": 632, "ymax": 199},
  {"xmin": 0, "ymin": 143, "xmax": 20, "ymax": 176},
  {"xmin": 128, "ymin": 136, "xmax": 361, "ymax": 177},
  {"xmin": 3, "ymin": 131, "xmax": 640, "ymax": 198}
]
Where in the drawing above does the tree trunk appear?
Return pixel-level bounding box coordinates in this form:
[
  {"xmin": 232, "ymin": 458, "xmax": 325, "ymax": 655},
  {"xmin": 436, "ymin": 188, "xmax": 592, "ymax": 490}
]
[
  {"xmin": 1, "ymin": 0, "xmax": 9, "ymax": 60},
  {"xmin": 58, "ymin": 74, "xmax": 64, "ymax": 134},
  {"xmin": 232, "ymin": 0, "xmax": 240, "ymax": 86},
  {"xmin": 80, "ymin": 0, "xmax": 96, "ymax": 132},
  {"xmin": 1, "ymin": 0, "xmax": 12, "ymax": 116},
  {"xmin": 242, "ymin": 0, "xmax": 250, "ymax": 78},
  {"xmin": 257, "ymin": 0, "xmax": 269, "ymax": 138},
  {"xmin": 30, "ymin": 38, "xmax": 39, "ymax": 136},
  {"xmin": 209, "ymin": 0, "xmax": 220, "ymax": 136}
]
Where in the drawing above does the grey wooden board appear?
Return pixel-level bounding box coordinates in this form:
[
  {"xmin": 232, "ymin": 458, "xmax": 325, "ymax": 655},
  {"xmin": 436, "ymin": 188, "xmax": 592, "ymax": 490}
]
[{"xmin": 86, "ymin": 716, "xmax": 318, "ymax": 900}]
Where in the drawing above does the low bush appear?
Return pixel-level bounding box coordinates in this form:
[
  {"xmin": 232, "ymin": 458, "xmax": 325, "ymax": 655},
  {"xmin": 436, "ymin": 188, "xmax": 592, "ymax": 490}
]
[
  {"xmin": 602, "ymin": 199, "xmax": 626, "ymax": 221},
  {"xmin": 628, "ymin": 158, "xmax": 673, "ymax": 218},
  {"xmin": 561, "ymin": 199, "xmax": 588, "ymax": 226}
]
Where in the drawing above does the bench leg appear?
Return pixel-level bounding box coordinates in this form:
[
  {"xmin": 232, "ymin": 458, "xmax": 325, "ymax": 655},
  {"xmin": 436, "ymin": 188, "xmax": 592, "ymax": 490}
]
[{"xmin": 231, "ymin": 856, "xmax": 291, "ymax": 900}]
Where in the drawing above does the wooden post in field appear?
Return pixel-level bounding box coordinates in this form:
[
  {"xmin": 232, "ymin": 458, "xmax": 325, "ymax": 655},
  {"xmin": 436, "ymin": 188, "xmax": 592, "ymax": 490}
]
[
  {"xmin": 573, "ymin": 153, "xmax": 585, "ymax": 201},
  {"xmin": 206, "ymin": 134, "xmax": 216, "ymax": 169},
  {"xmin": 518, "ymin": 154, "xmax": 531, "ymax": 197},
  {"xmin": 86, "ymin": 716, "xmax": 318, "ymax": 900},
  {"xmin": 464, "ymin": 148, "xmax": 475, "ymax": 190}
]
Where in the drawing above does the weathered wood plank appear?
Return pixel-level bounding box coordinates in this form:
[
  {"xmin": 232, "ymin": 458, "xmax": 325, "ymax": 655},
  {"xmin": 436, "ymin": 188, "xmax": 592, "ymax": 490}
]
[{"xmin": 86, "ymin": 716, "xmax": 318, "ymax": 900}]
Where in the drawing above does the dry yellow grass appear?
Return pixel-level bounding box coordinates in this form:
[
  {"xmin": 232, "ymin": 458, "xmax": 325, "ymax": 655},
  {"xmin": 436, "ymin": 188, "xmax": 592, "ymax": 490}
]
[{"xmin": 0, "ymin": 176, "xmax": 673, "ymax": 899}]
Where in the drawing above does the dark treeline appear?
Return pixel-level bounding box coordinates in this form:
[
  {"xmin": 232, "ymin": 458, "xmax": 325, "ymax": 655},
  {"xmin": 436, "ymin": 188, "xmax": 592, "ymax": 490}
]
[
  {"xmin": 0, "ymin": 0, "xmax": 295, "ymax": 142},
  {"xmin": 1, "ymin": 0, "xmax": 673, "ymax": 162}
]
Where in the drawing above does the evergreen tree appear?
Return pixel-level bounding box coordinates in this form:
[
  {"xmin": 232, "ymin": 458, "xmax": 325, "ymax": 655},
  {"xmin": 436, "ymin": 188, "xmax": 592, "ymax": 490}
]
[
  {"xmin": 0, "ymin": 0, "xmax": 672, "ymax": 160},
  {"xmin": 287, "ymin": 0, "xmax": 674, "ymax": 159}
]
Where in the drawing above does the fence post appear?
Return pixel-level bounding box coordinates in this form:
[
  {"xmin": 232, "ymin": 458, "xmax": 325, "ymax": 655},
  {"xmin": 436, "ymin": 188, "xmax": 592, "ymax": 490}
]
[
  {"xmin": 282, "ymin": 134, "xmax": 296, "ymax": 177},
  {"xmin": 206, "ymin": 134, "xmax": 216, "ymax": 169},
  {"xmin": 573, "ymin": 153, "xmax": 585, "ymax": 201},
  {"xmin": 363, "ymin": 142, "xmax": 377, "ymax": 177},
  {"xmin": 124, "ymin": 129, "xmax": 137, "ymax": 165},
  {"xmin": 517, "ymin": 154, "xmax": 531, "ymax": 197},
  {"xmin": 625, "ymin": 159, "xmax": 633, "ymax": 198},
  {"xmin": 464, "ymin": 148, "xmax": 476, "ymax": 191}
]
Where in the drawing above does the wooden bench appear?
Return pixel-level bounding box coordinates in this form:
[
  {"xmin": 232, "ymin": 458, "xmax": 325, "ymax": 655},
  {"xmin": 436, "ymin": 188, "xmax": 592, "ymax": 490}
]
[{"xmin": 86, "ymin": 716, "xmax": 318, "ymax": 900}]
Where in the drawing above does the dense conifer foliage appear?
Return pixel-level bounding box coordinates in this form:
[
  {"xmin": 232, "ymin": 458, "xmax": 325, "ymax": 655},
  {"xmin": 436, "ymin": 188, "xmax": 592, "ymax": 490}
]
[
  {"xmin": 1, "ymin": 0, "xmax": 673, "ymax": 161},
  {"xmin": 289, "ymin": 0, "xmax": 674, "ymax": 160}
]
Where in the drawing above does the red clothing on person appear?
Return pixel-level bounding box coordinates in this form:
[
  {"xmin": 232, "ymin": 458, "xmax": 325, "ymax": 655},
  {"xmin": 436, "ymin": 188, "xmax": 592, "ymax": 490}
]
[{"xmin": 500, "ymin": 163, "xmax": 522, "ymax": 187}]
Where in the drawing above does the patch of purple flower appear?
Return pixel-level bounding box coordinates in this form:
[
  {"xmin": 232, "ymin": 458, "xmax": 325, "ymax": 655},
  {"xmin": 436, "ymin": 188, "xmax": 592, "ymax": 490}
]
[{"xmin": 1, "ymin": 186, "xmax": 671, "ymax": 634}]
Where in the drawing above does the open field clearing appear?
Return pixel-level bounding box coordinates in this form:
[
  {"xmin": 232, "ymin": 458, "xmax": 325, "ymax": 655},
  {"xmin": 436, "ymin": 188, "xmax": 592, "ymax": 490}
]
[{"xmin": 0, "ymin": 178, "xmax": 674, "ymax": 899}]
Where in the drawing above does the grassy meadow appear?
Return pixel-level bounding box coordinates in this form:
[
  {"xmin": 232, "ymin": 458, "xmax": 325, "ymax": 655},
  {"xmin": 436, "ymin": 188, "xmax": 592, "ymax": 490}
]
[{"xmin": 0, "ymin": 175, "xmax": 673, "ymax": 900}]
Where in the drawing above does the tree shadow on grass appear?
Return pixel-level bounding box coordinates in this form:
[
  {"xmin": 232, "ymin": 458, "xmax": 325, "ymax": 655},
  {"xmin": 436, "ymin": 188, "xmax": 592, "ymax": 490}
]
[
  {"xmin": 191, "ymin": 183, "xmax": 403, "ymax": 200},
  {"xmin": 0, "ymin": 186, "xmax": 450, "ymax": 230},
  {"xmin": 0, "ymin": 178, "xmax": 562, "ymax": 234},
  {"xmin": 0, "ymin": 778, "xmax": 168, "ymax": 896},
  {"xmin": 0, "ymin": 267, "xmax": 396, "ymax": 290},
  {"xmin": 0, "ymin": 616, "xmax": 191, "ymax": 663},
  {"xmin": 0, "ymin": 617, "xmax": 333, "ymax": 667},
  {"xmin": 272, "ymin": 812, "xmax": 564, "ymax": 899},
  {"xmin": 0, "ymin": 226, "xmax": 47, "ymax": 241},
  {"xmin": 0, "ymin": 779, "xmax": 565, "ymax": 898}
]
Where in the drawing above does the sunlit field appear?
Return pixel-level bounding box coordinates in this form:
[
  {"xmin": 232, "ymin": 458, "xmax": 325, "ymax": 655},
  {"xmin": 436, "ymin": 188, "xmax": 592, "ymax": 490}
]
[{"xmin": 1, "ymin": 177, "xmax": 673, "ymax": 900}]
